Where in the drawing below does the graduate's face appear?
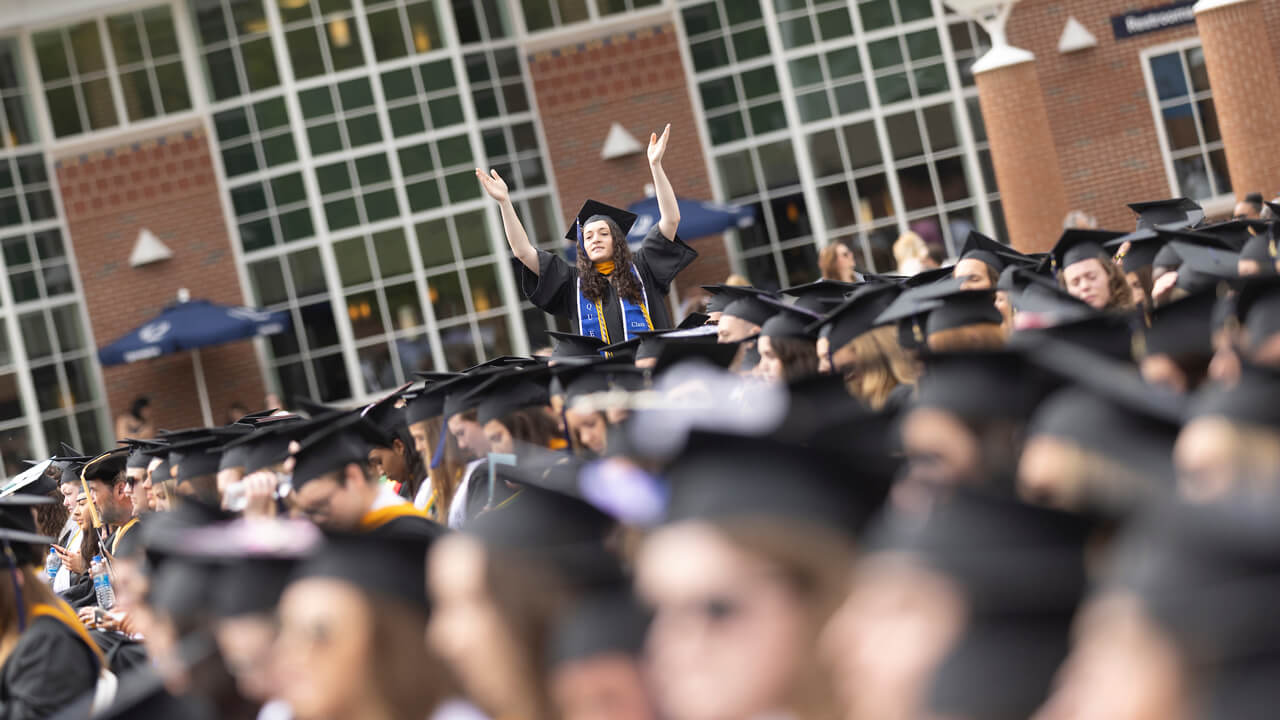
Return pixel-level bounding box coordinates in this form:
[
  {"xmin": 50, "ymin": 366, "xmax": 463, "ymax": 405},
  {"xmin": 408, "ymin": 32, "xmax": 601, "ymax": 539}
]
[
  {"xmin": 1140, "ymin": 354, "xmax": 1189, "ymax": 394},
  {"xmin": 756, "ymin": 335, "xmax": 784, "ymax": 383},
  {"xmin": 483, "ymin": 419, "xmax": 517, "ymax": 455},
  {"xmin": 294, "ymin": 469, "xmax": 370, "ymax": 530},
  {"xmin": 428, "ymin": 536, "xmax": 530, "ymax": 716},
  {"xmin": 821, "ymin": 556, "xmax": 965, "ymax": 720},
  {"xmin": 218, "ymin": 614, "xmax": 280, "ymax": 703},
  {"xmin": 408, "ymin": 420, "xmax": 432, "ymax": 461},
  {"xmin": 552, "ymin": 654, "xmax": 657, "ymax": 720},
  {"xmin": 900, "ymin": 408, "xmax": 981, "ymax": 492},
  {"xmin": 638, "ymin": 522, "xmax": 809, "ymax": 720},
  {"xmin": 368, "ymin": 442, "xmax": 408, "ymax": 483},
  {"xmin": 1174, "ymin": 417, "xmax": 1245, "ymax": 503},
  {"xmin": 276, "ymin": 579, "xmax": 378, "ymax": 720},
  {"xmin": 145, "ymin": 457, "xmax": 162, "ymax": 510},
  {"xmin": 583, "ymin": 220, "xmax": 616, "ymax": 263},
  {"xmin": 566, "ymin": 408, "xmax": 608, "ymax": 455},
  {"xmin": 1039, "ymin": 593, "xmax": 1189, "ymax": 720},
  {"xmin": 59, "ymin": 482, "xmax": 76, "ymax": 514},
  {"xmin": 1126, "ymin": 271, "xmax": 1148, "ymax": 306},
  {"xmin": 449, "ymin": 415, "xmax": 490, "ymax": 460},
  {"xmin": 1063, "ymin": 258, "xmax": 1111, "ymax": 310},
  {"xmin": 953, "ymin": 258, "xmax": 993, "ymax": 290},
  {"xmin": 835, "ymin": 243, "xmax": 857, "ymax": 282},
  {"xmin": 717, "ymin": 315, "xmax": 760, "ymax": 344}
]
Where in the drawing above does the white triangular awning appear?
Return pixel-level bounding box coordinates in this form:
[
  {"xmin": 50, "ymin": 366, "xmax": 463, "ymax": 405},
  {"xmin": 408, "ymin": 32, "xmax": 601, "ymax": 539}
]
[
  {"xmin": 129, "ymin": 228, "xmax": 173, "ymax": 267},
  {"xmin": 600, "ymin": 122, "xmax": 644, "ymax": 160},
  {"xmin": 1058, "ymin": 16, "xmax": 1097, "ymax": 54}
]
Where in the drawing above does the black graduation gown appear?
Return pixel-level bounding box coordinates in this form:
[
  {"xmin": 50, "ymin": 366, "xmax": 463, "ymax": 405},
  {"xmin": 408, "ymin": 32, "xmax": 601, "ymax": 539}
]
[
  {"xmin": 0, "ymin": 615, "xmax": 98, "ymax": 720},
  {"xmin": 514, "ymin": 224, "xmax": 697, "ymax": 338}
]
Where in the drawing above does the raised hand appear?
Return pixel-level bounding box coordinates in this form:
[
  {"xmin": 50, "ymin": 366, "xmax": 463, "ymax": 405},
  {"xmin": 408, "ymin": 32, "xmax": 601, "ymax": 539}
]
[
  {"xmin": 476, "ymin": 168, "xmax": 510, "ymax": 203},
  {"xmin": 648, "ymin": 123, "xmax": 671, "ymax": 168}
]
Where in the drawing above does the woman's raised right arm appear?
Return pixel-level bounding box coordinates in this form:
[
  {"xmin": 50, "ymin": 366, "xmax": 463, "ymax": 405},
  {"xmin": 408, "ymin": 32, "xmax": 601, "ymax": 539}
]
[{"xmin": 476, "ymin": 168, "xmax": 539, "ymax": 274}]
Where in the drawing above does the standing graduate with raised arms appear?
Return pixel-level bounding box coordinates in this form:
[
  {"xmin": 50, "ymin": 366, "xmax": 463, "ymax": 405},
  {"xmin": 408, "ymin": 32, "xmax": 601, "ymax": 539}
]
[{"xmin": 477, "ymin": 124, "xmax": 696, "ymax": 343}]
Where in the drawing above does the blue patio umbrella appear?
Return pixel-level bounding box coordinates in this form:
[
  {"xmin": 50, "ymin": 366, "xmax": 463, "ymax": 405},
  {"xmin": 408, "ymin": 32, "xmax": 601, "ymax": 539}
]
[{"xmin": 98, "ymin": 295, "xmax": 291, "ymax": 426}]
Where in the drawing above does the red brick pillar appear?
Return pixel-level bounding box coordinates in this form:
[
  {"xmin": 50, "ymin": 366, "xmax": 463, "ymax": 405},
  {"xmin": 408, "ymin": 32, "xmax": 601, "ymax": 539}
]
[
  {"xmin": 973, "ymin": 51, "xmax": 1068, "ymax": 253},
  {"xmin": 1194, "ymin": 0, "xmax": 1280, "ymax": 201}
]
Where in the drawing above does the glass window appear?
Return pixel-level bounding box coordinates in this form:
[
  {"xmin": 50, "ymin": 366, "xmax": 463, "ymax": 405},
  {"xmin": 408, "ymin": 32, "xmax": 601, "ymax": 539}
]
[{"xmin": 1145, "ymin": 45, "xmax": 1230, "ymax": 200}]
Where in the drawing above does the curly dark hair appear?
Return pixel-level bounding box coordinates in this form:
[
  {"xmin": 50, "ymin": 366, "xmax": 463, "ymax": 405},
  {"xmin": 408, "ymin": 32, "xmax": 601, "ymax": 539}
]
[{"xmin": 576, "ymin": 216, "xmax": 645, "ymax": 304}]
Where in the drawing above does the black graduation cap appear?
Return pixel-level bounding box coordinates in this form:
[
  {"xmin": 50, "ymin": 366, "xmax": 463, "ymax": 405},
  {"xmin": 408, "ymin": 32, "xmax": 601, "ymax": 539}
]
[
  {"xmin": 1025, "ymin": 339, "xmax": 1185, "ymax": 480},
  {"xmin": 404, "ymin": 372, "xmax": 462, "ymax": 424},
  {"xmin": 719, "ymin": 286, "xmax": 779, "ymax": 326},
  {"xmin": 51, "ymin": 449, "xmax": 94, "ymax": 487},
  {"xmin": 1187, "ymin": 362, "xmax": 1280, "ymax": 429},
  {"xmin": 563, "ymin": 199, "xmax": 638, "ymax": 244},
  {"xmin": 758, "ymin": 301, "xmax": 821, "ymax": 340},
  {"xmin": 1234, "ymin": 276, "xmax": 1280, "ymax": 350},
  {"xmin": 1103, "ymin": 228, "xmax": 1164, "ymax": 274},
  {"xmin": 462, "ymin": 355, "xmax": 542, "ymax": 373},
  {"xmin": 701, "ymin": 285, "xmax": 734, "ymax": 314},
  {"xmin": 548, "ymin": 590, "xmax": 651, "ymax": 668},
  {"xmin": 1007, "ymin": 312, "xmax": 1133, "ymax": 363},
  {"xmin": 0, "ymin": 493, "xmax": 56, "ymax": 565},
  {"xmin": 1128, "ymin": 198, "xmax": 1204, "ymax": 230},
  {"xmin": 124, "ymin": 438, "xmax": 164, "ymax": 470},
  {"xmin": 548, "ymin": 331, "xmax": 608, "ymax": 359},
  {"xmin": 599, "ymin": 336, "xmax": 642, "ymax": 361},
  {"xmin": 1167, "ymin": 241, "xmax": 1239, "ymax": 284},
  {"xmin": 813, "ymin": 283, "xmax": 903, "ymax": 350},
  {"xmin": 779, "ymin": 279, "xmax": 859, "ymax": 312},
  {"xmin": 441, "ymin": 368, "xmax": 507, "ymax": 418},
  {"xmin": 922, "ymin": 290, "xmax": 1003, "ymax": 336},
  {"xmin": 359, "ymin": 384, "xmax": 415, "ymax": 448},
  {"xmin": 291, "ymin": 531, "xmax": 432, "ymax": 612},
  {"xmin": 1195, "ymin": 219, "xmax": 1269, "ymax": 252},
  {"xmin": 676, "ymin": 311, "xmax": 710, "ymax": 330},
  {"xmin": 661, "ymin": 430, "xmax": 889, "ymax": 537},
  {"xmin": 1136, "ymin": 286, "xmax": 1217, "ymax": 358},
  {"xmin": 219, "ymin": 415, "xmax": 310, "ymax": 474},
  {"xmin": 163, "ymin": 428, "xmax": 245, "ymax": 482},
  {"xmin": 1239, "ymin": 231, "xmax": 1278, "ymax": 271},
  {"xmin": 915, "ymin": 349, "xmax": 1052, "ymax": 422},
  {"xmin": 898, "ymin": 265, "xmax": 956, "ymax": 288},
  {"xmin": 464, "ymin": 366, "xmax": 552, "ymax": 424},
  {"xmin": 289, "ymin": 413, "xmax": 387, "ymax": 488},
  {"xmin": 1049, "ymin": 229, "xmax": 1125, "ymax": 272},
  {"xmin": 957, "ymin": 231, "xmax": 1033, "ymax": 273},
  {"xmin": 81, "ymin": 448, "xmax": 130, "ymax": 485},
  {"xmin": 652, "ymin": 336, "xmax": 741, "ymax": 373},
  {"xmin": 997, "ymin": 266, "xmax": 1095, "ymax": 325},
  {"xmin": 552, "ymin": 360, "xmax": 646, "ymax": 404}
]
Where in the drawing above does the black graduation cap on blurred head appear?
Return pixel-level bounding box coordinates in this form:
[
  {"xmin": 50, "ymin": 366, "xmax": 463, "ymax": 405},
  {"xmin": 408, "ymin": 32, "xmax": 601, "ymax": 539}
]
[
  {"xmin": 1128, "ymin": 198, "xmax": 1204, "ymax": 230},
  {"xmin": 165, "ymin": 428, "xmax": 245, "ymax": 482},
  {"xmin": 564, "ymin": 199, "xmax": 638, "ymax": 247},
  {"xmin": 1239, "ymin": 232, "xmax": 1278, "ymax": 271},
  {"xmin": 290, "ymin": 414, "xmax": 387, "ymax": 488},
  {"xmin": 759, "ymin": 299, "xmax": 822, "ymax": 340},
  {"xmin": 3, "ymin": 460, "xmax": 57, "ymax": 499},
  {"xmin": 815, "ymin": 283, "xmax": 903, "ymax": 350},
  {"xmin": 898, "ymin": 265, "xmax": 956, "ymax": 288},
  {"xmin": 998, "ymin": 266, "xmax": 1096, "ymax": 325},
  {"xmin": 548, "ymin": 331, "xmax": 608, "ymax": 359},
  {"xmin": 1167, "ymin": 241, "xmax": 1239, "ymax": 284},
  {"xmin": 0, "ymin": 493, "xmax": 57, "ymax": 566},
  {"xmin": 441, "ymin": 369, "xmax": 507, "ymax": 418},
  {"xmin": 957, "ymin": 231, "xmax": 1033, "ymax": 274},
  {"xmin": 1235, "ymin": 275, "xmax": 1280, "ymax": 350},
  {"xmin": 1137, "ymin": 287, "xmax": 1217, "ymax": 359},
  {"xmin": 1195, "ymin": 219, "xmax": 1269, "ymax": 252},
  {"xmin": 549, "ymin": 590, "xmax": 651, "ymax": 668},
  {"xmin": 1188, "ymin": 362, "xmax": 1280, "ymax": 429},
  {"xmin": 923, "ymin": 290, "xmax": 1003, "ymax": 336},
  {"xmin": 1050, "ymin": 229, "xmax": 1125, "ymax": 272},
  {"xmin": 1008, "ymin": 312, "xmax": 1133, "ymax": 363},
  {"xmin": 652, "ymin": 335, "xmax": 741, "ymax": 373},
  {"xmin": 701, "ymin": 285, "xmax": 736, "ymax": 314},
  {"xmin": 552, "ymin": 360, "xmax": 645, "ymax": 404},
  {"xmin": 465, "ymin": 367, "xmax": 552, "ymax": 425},
  {"xmin": 779, "ymin": 279, "xmax": 859, "ymax": 312},
  {"xmin": 915, "ymin": 350, "xmax": 1051, "ymax": 422},
  {"xmin": 81, "ymin": 448, "xmax": 130, "ymax": 486},
  {"xmin": 600, "ymin": 336, "xmax": 642, "ymax": 361},
  {"xmin": 292, "ymin": 531, "xmax": 432, "ymax": 612},
  {"xmin": 719, "ymin": 286, "xmax": 778, "ymax": 327},
  {"xmin": 404, "ymin": 372, "xmax": 463, "ymax": 424},
  {"xmin": 221, "ymin": 416, "xmax": 310, "ymax": 474},
  {"xmin": 1103, "ymin": 228, "xmax": 1165, "ymax": 275},
  {"xmin": 676, "ymin": 312, "xmax": 710, "ymax": 330},
  {"xmin": 662, "ymin": 430, "xmax": 889, "ymax": 537}
]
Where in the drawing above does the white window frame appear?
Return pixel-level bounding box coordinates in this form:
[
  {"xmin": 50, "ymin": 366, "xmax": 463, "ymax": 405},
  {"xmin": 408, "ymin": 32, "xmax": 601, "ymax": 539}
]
[{"xmin": 1140, "ymin": 37, "xmax": 1231, "ymax": 205}]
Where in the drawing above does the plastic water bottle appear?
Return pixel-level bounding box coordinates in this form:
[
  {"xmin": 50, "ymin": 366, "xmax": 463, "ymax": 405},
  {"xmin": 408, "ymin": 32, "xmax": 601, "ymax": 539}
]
[
  {"xmin": 44, "ymin": 547, "xmax": 60, "ymax": 582},
  {"xmin": 90, "ymin": 555, "xmax": 115, "ymax": 610}
]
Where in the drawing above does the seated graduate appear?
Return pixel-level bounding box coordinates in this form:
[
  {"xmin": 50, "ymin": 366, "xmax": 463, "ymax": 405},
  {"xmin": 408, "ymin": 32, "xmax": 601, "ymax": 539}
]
[
  {"xmin": 0, "ymin": 492, "xmax": 104, "ymax": 719},
  {"xmin": 478, "ymin": 124, "xmax": 696, "ymax": 343}
]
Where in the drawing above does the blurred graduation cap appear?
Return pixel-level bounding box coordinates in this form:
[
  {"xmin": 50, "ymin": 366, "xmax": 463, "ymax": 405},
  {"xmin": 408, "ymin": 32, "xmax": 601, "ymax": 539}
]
[
  {"xmin": 358, "ymin": 383, "xmax": 416, "ymax": 447},
  {"xmin": 548, "ymin": 331, "xmax": 608, "ymax": 359},
  {"xmin": 1187, "ymin": 362, "xmax": 1280, "ymax": 429},
  {"xmin": 1234, "ymin": 275, "xmax": 1280, "ymax": 350},
  {"xmin": 464, "ymin": 366, "xmax": 552, "ymax": 424},
  {"xmin": 1128, "ymin": 197, "xmax": 1204, "ymax": 230},
  {"xmin": 552, "ymin": 360, "xmax": 646, "ymax": 405},
  {"xmin": 758, "ymin": 299, "xmax": 823, "ymax": 340},
  {"xmin": 549, "ymin": 590, "xmax": 651, "ymax": 668},
  {"xmin": 1239, "ymin": 231, "xmax": 1278, "ymax": 273},
  {"xmin": 1167, "ymin": 240, "xmax": 1240, "ymax": 287},
  {"xmin": 661, "ymin": 430, "xmax": 889, "ymax": 537},
  {"xmin": 1104, "ymin": 228, "xmax": 1165, "ymax": 274},
  {"xmin": 289, "ymin": 413, "xmax": 388, "ymax": 488},
  {"xmin": 718, "ymin": 286, "xmax": 779, "ymax": 326},
  {"xmin": 1, "ymin": 459, "xmax": 56, "ymax": 499},
  {"xmin": 870, "ymin": 488, "xmax": 1092, "ymax": 720},
  {"xmin": 404, "ymin": 372, "xmax": 463, "ymax": 424},
  {"xmin": 701, "ymin": 284, "xmax": 737, "ymax": 314},
  {"xmin": 563, "ymin": 199, "xmax": 638, "ymax": 246},
  {"xmin": 779, "ymin": 279, "xmax": 859, "ymax": 312},
  {"xmin": 1194, "ymin": 218, "xmax": 1269, "ymax": 252},
  {"xmin": 922, "ymin": 290, "xmax": 1003, "ymax": 336},
  {"xmin": 600, "ymin": 336, "xmax": 641, "ymax": 362},
  {"xmin": 898, "ymin": 266, "xmax": 956, "ymax": 288},
  {"xmin": 1136, "ymin": 286, "xmax": 1218, "ymax": 359},
  {"xmin": 0, "ymin": 493, "xmax": 58, "ymax": 566},
  {"xmin": 1009, "ymin": 311, "xmax": 1134, "ymax": 363},
  {"xmin": 814, "ymin": 283, "xmax": 903, "ymax": 350},
  {"xmin": 915, "ymin": 350, "xmax": 1053, "ymax": 422},
  {"xmin": 441, "ymin": 368, "xmax": 509, "ymax": 418},
  {"xmin": 292, "ymin": 531, "xmax": 433, "ymax": 612},
  {"xmin": 652, "ymin": 335, "xmax": 741, "ymax": 373},
  {"xmin": 1049, "ymin": 229, "xmax": 1125, "ymax": 272},
  {"xmin": 162, "ymin": 427, "xmax": 248, "ymax": 482},
  {"xmin": 219, "ymin": 415, "xmax": 309, "ymax": 474},
  {"xmin": 81, "ymin": 448, "xmax": 130, "ymax": 485},
  {"xmin": 463, "ymin": 355, "xmax": 542, "ymax": 373},
  {"xmin": 998, "ymin": 266, "xmax": 1096, "ymax": 326},
  {"xmin": 957, "ymin": 231, "xmax": 1035, "ymax": 274}
]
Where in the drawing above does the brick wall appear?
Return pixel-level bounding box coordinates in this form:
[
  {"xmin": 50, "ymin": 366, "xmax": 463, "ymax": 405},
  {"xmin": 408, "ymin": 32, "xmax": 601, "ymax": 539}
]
[
  {"xmin": 1000, "ymin": 0, "xmax": 1280, "ymax": 230},
  {"xmin": 526, "ymin": 21, "xmax": 730, "ymax": 316},
  {"xmin": 56, "ymin": 124, "xmax": 266, "ymax": 432}
]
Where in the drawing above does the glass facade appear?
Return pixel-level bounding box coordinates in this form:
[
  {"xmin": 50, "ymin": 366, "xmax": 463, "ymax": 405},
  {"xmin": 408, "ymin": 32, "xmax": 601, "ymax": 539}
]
[
  {"xmin": 1143, "ymin": 41, "xmax": 1230, "ymax": 203},
  {"xmin": 679, "ymin": 0, "xmax": 1002, "ymax": 287},
  {"xmin": 0, "ymin": 0, "xmax": 1010, "ymax": 422}
]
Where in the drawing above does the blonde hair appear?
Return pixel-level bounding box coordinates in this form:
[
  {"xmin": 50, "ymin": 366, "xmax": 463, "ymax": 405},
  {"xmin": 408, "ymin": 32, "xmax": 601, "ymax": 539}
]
[
  {"xmin": 818, "ymin": 243, "xmax": 850, "ymax": 281},
  {"xmin": 925, "ymin": 323, "xmax": 1007, "ymax": 352},
  {"xmin": 838, "ymin": 326, "xmax": 919, "ymax": 410},
  {"xmin": 893, "ymin": 231, "xmax": 930, "ymax": 267},
  {"xmin": 725, "ymin": 274, "xmax": 750, "ymax": 287}
]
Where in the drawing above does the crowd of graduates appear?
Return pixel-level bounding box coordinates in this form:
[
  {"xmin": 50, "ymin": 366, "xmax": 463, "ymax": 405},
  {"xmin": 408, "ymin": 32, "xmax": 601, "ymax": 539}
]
[{"xmin": 0, "ymin": 121, "xmax": 1276, "ymax": 719}]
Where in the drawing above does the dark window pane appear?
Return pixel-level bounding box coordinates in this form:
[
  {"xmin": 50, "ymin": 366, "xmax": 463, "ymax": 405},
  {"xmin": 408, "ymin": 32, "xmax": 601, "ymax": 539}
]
[
  {"xmin": 885, "ymin": 112, "xmax": 923, "ymax": 160},
  {"xmin": 819, "ymin": 181, "xmax": 855, "ymax": 228},
  {"xmin": 690, "ymin": 38, "xmax": 729, "ymax": 71},
  {"xmin": 860, "ymin": 0, "xmax": 893, "ymax": 31},
  {"xmin": 897, "ymin": 163, "xmax": 936, "ymax": 211},
  {"xmin": 716, "ymin": 150, "xmax": 756, "ymax": 199},
  {"xmin": 363, "ymin": 189, "xmax": 398, "ymax": 222},
  {"xmin": 313, "ymin": 353, "xmax": 351, "ymax": 402},
  {"xmin": 335, "ymin": 237, "xmax": 373, "ymax": 287},
  {"xmin": 923, "ymin": 103, "xmax": 958, "ymax": 151},
  {"xmin": 732, "ymin": 28, "xmax": 769, "ymax": 61},
  {"xmin": 682, "ymin": 3, "xmax": 721, "ymax": 36},
  {"xmin": 46, "ymin": 87, "xmax": 81, "ymax": 138},
  {"xmin": 279, "ymin": 208, "xmax": 314, "ymax": 241},
  {"xmin": 338, "ymin": 78, "xmax": 374, "ymax": 110},
  {"xmin": 1149, "ymin": 52, "xmax": 1187, "ymax": 101},
  {"xmin": 770, "ymin": 193, "xmax": 810, "ymax": 240},
  {"xmin": 328, "ymin": 20, "xmax": 365, "ymax": 71},
  {"xmin": 10, "ymin": 271, "xmax": 37, "ymax": 302},
  {"xmin": 780, "ymin": 18, "xmax": 813, "ymax": 49},
  {"xmin": 467, "ymin": 264, "xmax": 501, "ymax": 312},
  {"xmin": 456, "ymin": 210, "xmax": 490, "ymax": 259},
  {"xmin": 428, "ymin": 271, "xmax": 466, "ymax": 319},
  {"xmin": 34, "ymin": 32, "xmax": 70, "ymax": 82},
  {"xmin": 741, "ymin": 68, "xmax": 779, "ymax": 97},
  {"xmin": 249, "ymin": 258, "xmax": 288, "ymax": 306},
  {"xmin": 796, "ymin": 91, "xmax": 830, "ymax": 122},
  {"xmin": 416, "ymin": 218, "xmax": 453, "ymax": 268},
  {"xmin": 935, "ymin": 156, "xmax": 971, "ymax": 203},
  {"xmin": 367, "ymin": 9, "xmax": 407, "ymax": 61},
  {"xmin": 808, "ymin": 130, "xmax": 843, "ymax": 179},
  {"xmin": 817, "ymin": 8, "xmax": 853, "ymax": 39},
  {"xmin": 243, "ymin": 38, "xmax": 280, "ymax": 90},
  {"xmin": 214, "ymin": 107, "xmax": 251, "ymax": 141},
  {"xmin": 834, "ymin": 81, "xmax": 869, "ymax": 114},
  {"xmin": 19, "ymin": 312, "xmax": 50, "ymax": 360},
  {"xmin": 744, "ymin": 251, "xmax": 780, "ymax": 290},
  {"xmin": 346, "ymin": 289, "xmax": 385, "ymax": 339},
  {"xmin": 346, "ymin": 113, "xmax": 382, "ymax": 146},
  {"xmin": 286, "ymin": 27, "xmax": 325, "ymax": 79},
  {"xmin": 707, "ymin": 112, "xmax": 746, "ymax": 145},
  {"xmin": 308, "ymin": 123, "xmax": 343, "ymax": 155},
  {"xmin": 407, "ymin": 180, "xmax": 442, "ymax": 212},
  {"xmin": 748, "ymin": 102, "xmax": 786, "ymax": 134},
  {"xmin": 1199, "ymin": 99, "xmax": 1220, "ymax": 143},
  {"xmin": 325, "ymin": 198, "xmax": 360, "ymax": 230},
  {"xmin": 289, "ymin": 248, "xmax": 327, "ymax": 297},
  {"xmin": 782, "ymin": 244, "xmax": 819, "ymax": 286}
]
